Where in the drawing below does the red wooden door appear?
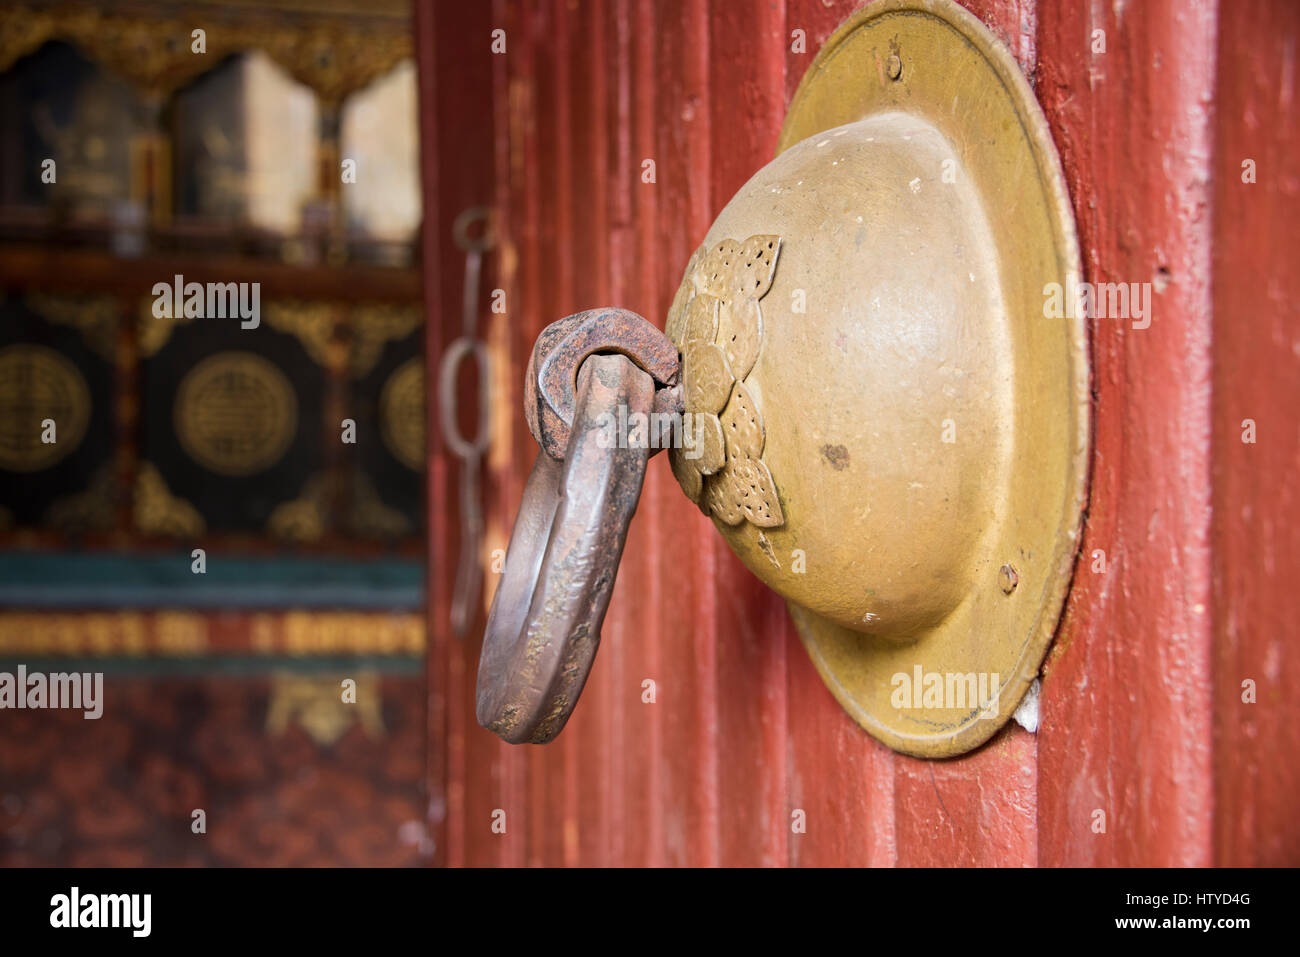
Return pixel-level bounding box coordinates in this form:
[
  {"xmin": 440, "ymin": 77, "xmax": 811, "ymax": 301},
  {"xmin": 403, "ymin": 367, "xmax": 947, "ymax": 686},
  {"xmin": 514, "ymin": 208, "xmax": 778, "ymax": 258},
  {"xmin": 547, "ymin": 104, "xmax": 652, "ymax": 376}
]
[{"xmin": 416, "ymin": 0, "xmax": 1300, "ymax": 866}]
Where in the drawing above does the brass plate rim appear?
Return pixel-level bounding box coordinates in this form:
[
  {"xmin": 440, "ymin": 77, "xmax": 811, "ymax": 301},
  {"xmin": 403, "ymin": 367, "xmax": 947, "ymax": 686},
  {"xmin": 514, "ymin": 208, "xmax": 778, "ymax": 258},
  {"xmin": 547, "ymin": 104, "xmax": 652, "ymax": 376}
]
[{"xmin": 775, "ymin": 0, "xmax": 1090, "ymax": 758}]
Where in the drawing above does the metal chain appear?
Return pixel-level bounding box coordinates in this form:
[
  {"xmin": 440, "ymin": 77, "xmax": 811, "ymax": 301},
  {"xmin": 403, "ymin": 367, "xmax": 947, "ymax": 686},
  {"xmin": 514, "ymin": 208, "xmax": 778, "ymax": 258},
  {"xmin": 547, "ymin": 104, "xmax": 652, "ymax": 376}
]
[{"xmin": 440, "ymin": 207, "xmax": 494, "ymax": 637}]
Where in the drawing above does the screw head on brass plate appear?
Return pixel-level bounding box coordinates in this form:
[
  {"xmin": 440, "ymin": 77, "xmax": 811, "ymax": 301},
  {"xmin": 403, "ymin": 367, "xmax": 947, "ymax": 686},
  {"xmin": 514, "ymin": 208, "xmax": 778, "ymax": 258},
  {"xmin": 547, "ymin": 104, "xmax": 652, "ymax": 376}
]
[{"xmin": 667, "ymin": 0, "xmax": 1088, "ymax": 757}]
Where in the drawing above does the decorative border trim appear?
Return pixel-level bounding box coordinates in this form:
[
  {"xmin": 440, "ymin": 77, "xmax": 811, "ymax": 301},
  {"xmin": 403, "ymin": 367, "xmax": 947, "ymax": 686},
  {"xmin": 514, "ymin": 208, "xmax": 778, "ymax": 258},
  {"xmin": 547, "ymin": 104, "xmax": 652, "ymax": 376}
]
[{"xmin": 0, "ymin": 552, "xmax": 424, "ymax": 609}]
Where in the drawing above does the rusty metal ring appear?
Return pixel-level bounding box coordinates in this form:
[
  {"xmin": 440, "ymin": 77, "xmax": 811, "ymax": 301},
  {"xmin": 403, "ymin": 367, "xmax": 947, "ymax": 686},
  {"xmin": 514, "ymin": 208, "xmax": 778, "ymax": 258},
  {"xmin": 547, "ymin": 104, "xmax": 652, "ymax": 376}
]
[
  {"xmin": 525, "ymin": 308, "xmax": 680, "ymax": 461},
  {"xmin": 476, "ymin": 353, "xmax": 654, "ymax": 743}
]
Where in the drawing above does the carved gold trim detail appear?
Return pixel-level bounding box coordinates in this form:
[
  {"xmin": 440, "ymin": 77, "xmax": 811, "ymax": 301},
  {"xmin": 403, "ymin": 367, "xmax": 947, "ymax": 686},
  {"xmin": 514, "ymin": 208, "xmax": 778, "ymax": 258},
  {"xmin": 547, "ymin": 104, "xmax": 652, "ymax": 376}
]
[
  {"xmin": 264, "ymin": 301, "xmax": 346, "ymax": 372},
  {"xmin": 268, "ymin": 468, "xmax": 414, "ymax": 542},
  {"xmin": 44, "ymin": 462, "xmax": 117, "ymax": 533},
  {"xmin": 349, "ymin": 468, "xmax": 411, "ymax": 539},
  {"xmin": 26, "ymin": 292, "xmax": 119, "ymax": 361},
  {"xmin": 134, "ymin": 461, "xmax": 204, "ymax": 537},
  {"xmin": 137, "ymin": 296, "xmax": 192, "ymax": 358},
  {"xmin": 1, "ymin": 5, "xmax": 412, "ymax": 103},
  {"xmin": 666, "ymin": 235, "xmax": 785, "ymax": 529},
  {"xmin": 267, "ymin": 472, "xmax": 330, "ymax": 543},
  {"xmin": 351, "ymin": 304, "xmax": 421, "ymax": 379},
  {"xmin": 266, "ymin": 673, "xmax": 384, "ymax": 747}
]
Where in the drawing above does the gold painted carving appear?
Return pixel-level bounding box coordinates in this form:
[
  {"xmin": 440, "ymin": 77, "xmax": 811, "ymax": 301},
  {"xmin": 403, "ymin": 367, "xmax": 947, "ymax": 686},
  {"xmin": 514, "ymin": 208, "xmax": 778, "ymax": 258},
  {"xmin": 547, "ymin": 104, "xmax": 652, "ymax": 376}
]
[
  {"xmin": 379, "ymin": 356, "xmax": 425, "ymax": 471},
  {"xmin": 174, "ymin": 351, "xmax": 297, "ymax": 476},
  {"xmin": 134, "ymin": 462, "xmax": 204, "ymax": 536},
  {"xmin": 666, "ymin": 235, "xmax": 785, "ymax": 529},
  {"xmin": 349, "ymin": 469, "xmax": 411, "ymax": 539},
  {"xmin": 0, "ymin": 344, "xmax": 91, "ymax": 472},
  {"xmin": 45, "ymin": 462, "xmax": 117, "ymax": 533},
  {"xmin": 26, "ymin": 292, "xmax": 119, "ymax": 361},
  {"xmin": 266, "ymin": 673, "xmax": 384, "ymax": 746},
  {"xmin": 268, "ymin": 469, "xmax": 413, "ymax": 542},
  {"xmin": 1, "ymin": 5, "xmax": 412, "ymax": 104},
  {"xmin": 351, "ymin": 304, "xmax": 421, "ymax": 378},
  {"xmin": 267, "ymin": 472, "xmax": 330, "ymax": 543},
  {"xmin": 137, "ymin": 296, "xmax": 191, "ymax": 358},
  {"xmin": 264, "ymin": 302, "xmax": 346, "ymax": 372}
]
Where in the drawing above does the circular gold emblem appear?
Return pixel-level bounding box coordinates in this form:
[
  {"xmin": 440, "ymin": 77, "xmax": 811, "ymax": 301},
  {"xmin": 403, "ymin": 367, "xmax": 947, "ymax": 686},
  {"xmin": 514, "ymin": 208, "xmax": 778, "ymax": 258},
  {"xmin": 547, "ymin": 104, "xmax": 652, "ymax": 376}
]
[
  {"xmin": 380, "ymin": 358, "xmax": 425, "ymax": 471},
  {"xmin": 0, "ymin": 345, "xmax": 91, "ymax": 472},
  {"xmin": 174, "ymin": 352, "xmax": 297, "ymax": 476}
]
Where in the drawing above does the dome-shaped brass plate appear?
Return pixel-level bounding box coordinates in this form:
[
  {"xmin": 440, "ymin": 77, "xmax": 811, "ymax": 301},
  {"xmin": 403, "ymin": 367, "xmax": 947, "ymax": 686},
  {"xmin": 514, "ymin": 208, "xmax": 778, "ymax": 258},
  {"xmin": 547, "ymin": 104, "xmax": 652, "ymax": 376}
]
[{"xmin": 770, "ymin": 0, "xmax": 1088, "ymax": 757}]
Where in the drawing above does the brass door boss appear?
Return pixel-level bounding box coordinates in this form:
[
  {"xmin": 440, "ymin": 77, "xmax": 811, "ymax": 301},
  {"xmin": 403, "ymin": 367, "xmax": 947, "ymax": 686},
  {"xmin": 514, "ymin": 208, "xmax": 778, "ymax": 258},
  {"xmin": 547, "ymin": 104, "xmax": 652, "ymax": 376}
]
[{"xmin": 475, "ymin": 0, "xmax": 1089, "ymax": 758}]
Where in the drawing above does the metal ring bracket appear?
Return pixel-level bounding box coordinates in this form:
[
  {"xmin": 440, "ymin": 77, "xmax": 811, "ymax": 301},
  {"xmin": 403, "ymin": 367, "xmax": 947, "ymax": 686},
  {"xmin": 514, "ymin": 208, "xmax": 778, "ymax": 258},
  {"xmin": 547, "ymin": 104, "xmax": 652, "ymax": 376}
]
[
  {"xmin": 452, "ymin": 205, "xmax": 495, "ymax": 253},
  {"xmin": 438, "ymin": 337, "xmax": 491, "ymax": 459},
  {"xmin": 476, "ymin": 352, "xmax": 655, "ymax": 744}
]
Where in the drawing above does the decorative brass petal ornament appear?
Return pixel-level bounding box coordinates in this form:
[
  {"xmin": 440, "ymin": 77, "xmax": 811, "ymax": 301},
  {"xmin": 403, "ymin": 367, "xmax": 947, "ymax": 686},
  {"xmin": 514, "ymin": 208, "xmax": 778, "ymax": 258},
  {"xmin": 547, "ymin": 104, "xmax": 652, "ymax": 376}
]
[{"xmin": 667, "ymin": 235, "xmax": 784, "ymax": 529}]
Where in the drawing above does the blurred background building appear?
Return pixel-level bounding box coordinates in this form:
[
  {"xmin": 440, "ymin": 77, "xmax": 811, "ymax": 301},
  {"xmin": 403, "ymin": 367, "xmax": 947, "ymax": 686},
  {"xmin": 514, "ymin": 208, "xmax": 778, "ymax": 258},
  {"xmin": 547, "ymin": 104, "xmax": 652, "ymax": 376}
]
[{"xmin": 0, "ymin": 0, "xmax": 429, "ymax": 866}]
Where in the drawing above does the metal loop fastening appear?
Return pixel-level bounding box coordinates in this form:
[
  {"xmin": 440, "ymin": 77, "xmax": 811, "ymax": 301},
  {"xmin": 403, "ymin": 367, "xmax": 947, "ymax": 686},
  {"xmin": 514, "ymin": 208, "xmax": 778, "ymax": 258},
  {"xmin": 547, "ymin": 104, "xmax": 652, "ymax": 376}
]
[
  {"xmin": 525, "ymin": 308, "xmax": 681, "ymax": 461},
  {"xmin": 452, "ymin": 206, "xmax": 495, "ymax": 254},
  {"xmin": 438, "ymin": 337, "xmax": 491, "ymax": 459},
  {"xmin": 476, "ymin": 352, "xmax": 654, "ymax": 744},
  {"xmin": 441, "ymin": 205, "xmax": 496, "ymax": 638}
]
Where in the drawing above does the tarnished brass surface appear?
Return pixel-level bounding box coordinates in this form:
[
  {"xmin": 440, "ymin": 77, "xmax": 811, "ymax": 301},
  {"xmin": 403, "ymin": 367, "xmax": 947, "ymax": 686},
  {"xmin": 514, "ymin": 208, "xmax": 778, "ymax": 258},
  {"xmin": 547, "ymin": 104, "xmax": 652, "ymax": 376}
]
[{"xmin": 681, "ymin": 0, "xmax": 1088, "ymax": 757}]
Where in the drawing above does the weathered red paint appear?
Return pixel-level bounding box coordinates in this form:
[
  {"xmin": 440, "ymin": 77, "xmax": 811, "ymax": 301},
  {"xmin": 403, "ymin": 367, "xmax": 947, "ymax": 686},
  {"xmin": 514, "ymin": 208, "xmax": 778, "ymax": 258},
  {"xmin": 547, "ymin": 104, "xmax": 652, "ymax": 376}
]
[
  {"xmin": 420, "ymin": 0, "xmax": 1300, "ymax": 866},
  {"xmin": 1035, "ymin": 0, "xmax": 1219, "ymax": 867},
  {"xmin": 1208, "ymin": 0, "xmax": 1300, "ymax": 867}
]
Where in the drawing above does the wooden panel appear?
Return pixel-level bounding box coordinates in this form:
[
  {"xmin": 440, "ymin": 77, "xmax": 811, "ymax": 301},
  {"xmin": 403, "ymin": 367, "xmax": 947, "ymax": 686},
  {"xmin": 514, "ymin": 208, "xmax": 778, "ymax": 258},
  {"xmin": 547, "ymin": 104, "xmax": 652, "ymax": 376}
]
[
  {"xmin": 651, "ymin": 0, "xmax": 720, "ymax": 868},
  {"xmin": 423, "ymin": 0, "xmax": 1298, "ymax": 868},
  {"xmin": 1035, "ymin": 0, "xmax": 1218, "ymax": 867},
  {"xmin": 894, "ymin": 729, "xmax": 1037, "ymax": 867},
  {"xmin": 786, "ymin": 640, "xmax": 896, "ymax": 867},
  {"xmin": 1209, "ymin": 0, "xmax": 1300, "ymax": 867},
  {"xmin": 416, "ymin": 0, "xmax": 498, "ymax": 868},
  {"xmin": 617, "ymin": 0, "xmax": 665, "ymax": 867}
]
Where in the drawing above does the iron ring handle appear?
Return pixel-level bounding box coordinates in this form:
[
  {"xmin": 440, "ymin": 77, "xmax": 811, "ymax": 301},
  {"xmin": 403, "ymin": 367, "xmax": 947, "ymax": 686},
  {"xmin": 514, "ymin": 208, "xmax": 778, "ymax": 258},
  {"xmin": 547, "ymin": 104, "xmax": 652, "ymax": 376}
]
[{"xmin": 476, "ymin": 352, "xmax": 655, "ymax": 744}]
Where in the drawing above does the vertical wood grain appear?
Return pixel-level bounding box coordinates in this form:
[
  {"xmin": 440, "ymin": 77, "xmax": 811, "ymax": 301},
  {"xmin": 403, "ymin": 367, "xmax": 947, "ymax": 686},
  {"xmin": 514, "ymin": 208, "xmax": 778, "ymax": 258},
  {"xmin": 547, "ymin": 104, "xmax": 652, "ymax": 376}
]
[
  {"xmin": 425, "ymin": 0, "xmax": 1296, "ymax": 869},
  {"xmin": 418, "ymin": 0, "xmax": 499, "ymax": 868},
  {"xmin": 787, "ymin": 640, "xmax": 897, "ymax": 867},
  {"xmin": 489, "ymin": 0, "xmax": 530, "ymax": 871},
  {"xmin": 651, "ymin": 0, "xmax": 721, "ymax": 868},
  {"xmin": 1036, "ymin": 0, "xmax": 1218, "ymax": 866},
  {"xmin": 894, "ymin": 728, "xmax": 1037, "ymax": 867},
  {"xmin": 1209, "ymin": 0, "xmax": 1300, "ymax": 867},
  {"xmin": 413, "ymin": 0, "xmax": 448, "ymax": 869},
  {"xmin": 624, "ymin": 0, "xmax": 669, "ymax": 867}
]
